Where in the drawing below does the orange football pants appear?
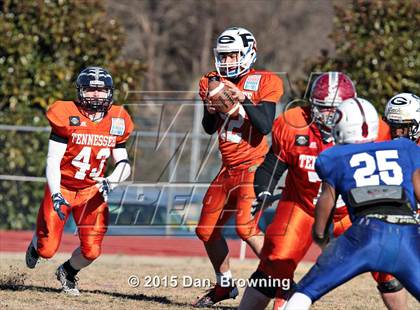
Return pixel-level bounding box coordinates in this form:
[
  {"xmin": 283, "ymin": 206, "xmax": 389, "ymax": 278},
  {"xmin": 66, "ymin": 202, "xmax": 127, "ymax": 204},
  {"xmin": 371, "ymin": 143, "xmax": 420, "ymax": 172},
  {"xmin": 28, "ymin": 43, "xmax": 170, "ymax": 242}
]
[
  {"xmin": 36, "ymin": 184, "xmax": 108, "ymax": 261},
  {"xmin": 196, "ymin": 161, "xmax": 263, "ymax": 242},
  {"xmin": 258, "ymin": 201, "xmax": 394, "ymax": 292}
]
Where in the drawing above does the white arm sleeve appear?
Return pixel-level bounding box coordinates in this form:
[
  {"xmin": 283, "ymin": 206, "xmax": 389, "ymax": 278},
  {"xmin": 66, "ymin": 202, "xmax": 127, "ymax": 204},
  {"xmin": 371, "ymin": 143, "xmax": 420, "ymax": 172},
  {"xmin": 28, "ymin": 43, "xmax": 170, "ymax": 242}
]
[
  {"xmin": 46, "ymin": 139, "xmax": 67, "ymax": 195},
  {"xmin": 107, "ymin": 148, "xmax": 131, "ymax": 188}
]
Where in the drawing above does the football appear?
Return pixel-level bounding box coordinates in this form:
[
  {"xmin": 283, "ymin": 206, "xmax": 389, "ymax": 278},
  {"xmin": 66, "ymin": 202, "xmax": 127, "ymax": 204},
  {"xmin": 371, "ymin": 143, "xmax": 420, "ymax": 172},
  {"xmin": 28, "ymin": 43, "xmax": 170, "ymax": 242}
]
[{"xmin": 207, "ymin": 79, "xmax": 240, "ymax": 116}]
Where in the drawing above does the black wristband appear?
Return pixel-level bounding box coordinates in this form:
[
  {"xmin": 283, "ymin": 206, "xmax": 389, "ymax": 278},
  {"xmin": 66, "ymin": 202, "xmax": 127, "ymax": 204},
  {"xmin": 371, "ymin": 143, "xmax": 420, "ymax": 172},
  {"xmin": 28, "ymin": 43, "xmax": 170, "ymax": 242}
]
[
  {"xmin": 50, "ymin": 132, "xmax": 68, "ymax": 144},
  {"xmin": 115, "ymin": 159, "xmax": 130, "ymax": 166}
]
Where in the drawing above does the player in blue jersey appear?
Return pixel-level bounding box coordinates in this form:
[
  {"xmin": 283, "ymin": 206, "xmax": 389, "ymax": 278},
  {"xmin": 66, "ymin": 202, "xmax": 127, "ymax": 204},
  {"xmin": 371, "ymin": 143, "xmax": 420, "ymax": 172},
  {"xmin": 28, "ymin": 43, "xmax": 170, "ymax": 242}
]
[{"xmin": 285, "ymin": 98, "xmax": 420, "ymax": 309}]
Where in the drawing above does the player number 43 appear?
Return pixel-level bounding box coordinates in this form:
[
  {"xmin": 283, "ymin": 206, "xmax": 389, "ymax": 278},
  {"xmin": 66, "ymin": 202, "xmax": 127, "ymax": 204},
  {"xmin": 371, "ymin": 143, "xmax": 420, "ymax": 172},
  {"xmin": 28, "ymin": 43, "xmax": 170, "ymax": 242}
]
[
  {"xmin": 350, "ymin": 150, "xmax": 403, "ymax": 187},
  {"xmin": 71, "ymin": 146, "xmax": 111, "ymax": 180}
]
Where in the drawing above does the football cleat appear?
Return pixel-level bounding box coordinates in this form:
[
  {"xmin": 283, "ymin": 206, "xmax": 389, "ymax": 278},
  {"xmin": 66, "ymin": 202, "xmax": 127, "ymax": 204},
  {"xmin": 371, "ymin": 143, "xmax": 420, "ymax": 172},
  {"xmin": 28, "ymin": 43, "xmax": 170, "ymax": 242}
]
[
  {"xmin": 193, "ymin": 283, "xmax": 239, "ymax": 307},
  {"xmin": 55, "ymin": 265, "xmax": 80, "ymax": 296},
  {"xmin": 273, "ymin": 297, "xmax": 287, "ymax": 310},
  {"xmin": 273, "ymin": 282, "xmax": 296, "ymax": 310},
  {"xmin": 25, "ymin": 241, "xmax": 39, "ymax": 269}
]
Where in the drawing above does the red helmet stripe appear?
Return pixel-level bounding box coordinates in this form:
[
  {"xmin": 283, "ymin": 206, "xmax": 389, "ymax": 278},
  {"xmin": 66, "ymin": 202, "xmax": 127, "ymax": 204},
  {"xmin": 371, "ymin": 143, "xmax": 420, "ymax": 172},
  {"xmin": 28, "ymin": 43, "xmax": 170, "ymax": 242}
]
[{"xmin": 354, "ymin": 98, "xmax": 369, "ymax": 137}]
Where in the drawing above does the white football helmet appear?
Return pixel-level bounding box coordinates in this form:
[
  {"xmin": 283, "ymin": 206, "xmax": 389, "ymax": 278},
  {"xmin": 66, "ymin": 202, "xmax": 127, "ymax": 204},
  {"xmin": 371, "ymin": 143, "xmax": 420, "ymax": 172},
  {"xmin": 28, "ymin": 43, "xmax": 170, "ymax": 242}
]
[
  {"xmin": 332, "ymin": 98, "xmax": 379, "ymax": 144},
  {"xmin": 214, "ymin": 27, "xmax": 257, "ymax": 79},
  {"xmin": 384, "ymin": 93, "xmax": 420, "ymax": 142}
]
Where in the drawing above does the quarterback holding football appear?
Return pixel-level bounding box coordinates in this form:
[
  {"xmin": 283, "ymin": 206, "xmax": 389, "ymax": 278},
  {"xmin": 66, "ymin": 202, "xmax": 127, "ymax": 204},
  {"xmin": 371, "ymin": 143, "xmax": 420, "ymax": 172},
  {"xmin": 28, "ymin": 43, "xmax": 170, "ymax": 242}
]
[
  {"xmin": 25, "ymin": 67, "xmax": 134, "ymax": 295},
  {"xmin": 194, "ymin": 27, "xmax": 283, "ymax": 307}
]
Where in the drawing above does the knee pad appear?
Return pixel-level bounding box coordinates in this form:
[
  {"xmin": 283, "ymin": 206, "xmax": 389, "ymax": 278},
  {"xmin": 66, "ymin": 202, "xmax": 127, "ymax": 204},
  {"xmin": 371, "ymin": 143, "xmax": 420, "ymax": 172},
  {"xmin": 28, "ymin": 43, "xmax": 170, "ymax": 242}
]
[
  {"xmin": 259, "ymin": 256, "xmax": 296, "ymax": 281},
  {"xmin": 377, "ymin": 279, "xmax": 404, "ymax": 293},
  {"xmin": 81, "ymin": 245, "xmax": 101, "ymax": 261},
  {"xmin": 235, "ymin": 225, "xmax": 260, "ymax": 241},
  {"xmin": 37, "ymin": 246, "xmax": 57, "ymax": 259},
  {"xmin": 195, "ymin": 226, "xmax": 221, "ymax": 243},
  {"xmin": 195, "ymin": 227, "xmax": 208, "ymax": 242},
  {"xmin": 37, "ymin": 238, "xmax": 59, "ymax": 259}
]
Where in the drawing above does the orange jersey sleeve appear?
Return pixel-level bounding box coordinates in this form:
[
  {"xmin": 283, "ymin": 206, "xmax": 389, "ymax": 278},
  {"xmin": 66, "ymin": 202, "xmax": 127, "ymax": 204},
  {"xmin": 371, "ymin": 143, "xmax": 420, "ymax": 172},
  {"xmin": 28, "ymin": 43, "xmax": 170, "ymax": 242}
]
[
  {"xmin": 256, "ymin": 72, "xmax": 283, "ymax": 103},
  {"xmin": 46, "ymin": 101, "xmax": 73, "ymax": 138}
]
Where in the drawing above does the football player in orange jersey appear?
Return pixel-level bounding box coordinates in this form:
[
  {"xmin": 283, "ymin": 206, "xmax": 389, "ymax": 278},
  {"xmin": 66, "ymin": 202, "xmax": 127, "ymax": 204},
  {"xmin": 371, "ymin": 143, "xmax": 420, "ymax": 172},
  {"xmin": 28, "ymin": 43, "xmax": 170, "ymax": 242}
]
[
  {"xmin": 239, "ymin": 72, "xmax": 406, "ymax": 310},
  {"xmin": 25, "ymin": 67, "xmax": 134, "ymax": 296},
  {"xmin": 194, "ymin": 27, "xmax": 283, "ymax": 307}
]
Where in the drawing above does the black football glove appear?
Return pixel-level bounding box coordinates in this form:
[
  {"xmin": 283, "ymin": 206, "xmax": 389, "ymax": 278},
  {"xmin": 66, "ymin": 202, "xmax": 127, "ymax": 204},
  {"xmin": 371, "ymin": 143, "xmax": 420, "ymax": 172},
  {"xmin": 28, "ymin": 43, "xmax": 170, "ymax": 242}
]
[
  {"xmin": 251, "ymin": 191, "xmax": 273, "ymax": 219},
  {"xmin": 51, "ymin": 193, "xmax": 71, "ymax": 221}
]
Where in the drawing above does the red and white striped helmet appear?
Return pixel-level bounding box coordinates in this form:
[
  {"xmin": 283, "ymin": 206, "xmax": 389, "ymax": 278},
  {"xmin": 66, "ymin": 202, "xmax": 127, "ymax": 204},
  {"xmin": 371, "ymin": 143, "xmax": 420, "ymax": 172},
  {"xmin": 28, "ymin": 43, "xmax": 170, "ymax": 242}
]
[
  {"xmin": 310, "ymin": 72, "xmax": 356, "ymax": 106},
  {"xmin": 310, "ymin": 72, "xmax": 357, "ymax": 133}
]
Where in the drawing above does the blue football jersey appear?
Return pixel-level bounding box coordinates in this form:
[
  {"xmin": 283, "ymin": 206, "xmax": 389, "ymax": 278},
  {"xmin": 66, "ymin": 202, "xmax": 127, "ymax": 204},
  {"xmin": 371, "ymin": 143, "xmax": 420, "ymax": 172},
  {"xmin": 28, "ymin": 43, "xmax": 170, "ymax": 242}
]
[{"xmin": 315, "ymin": 138, "xmax": 420, "ymax": 219}]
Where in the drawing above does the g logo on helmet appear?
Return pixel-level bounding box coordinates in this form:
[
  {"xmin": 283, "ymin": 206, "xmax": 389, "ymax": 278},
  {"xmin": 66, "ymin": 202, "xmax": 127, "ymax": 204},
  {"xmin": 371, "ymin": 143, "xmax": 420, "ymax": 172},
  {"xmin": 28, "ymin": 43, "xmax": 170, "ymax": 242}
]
[{"xmin": 390, "ymin": 96, "xmax": 408, "ymax": 105}]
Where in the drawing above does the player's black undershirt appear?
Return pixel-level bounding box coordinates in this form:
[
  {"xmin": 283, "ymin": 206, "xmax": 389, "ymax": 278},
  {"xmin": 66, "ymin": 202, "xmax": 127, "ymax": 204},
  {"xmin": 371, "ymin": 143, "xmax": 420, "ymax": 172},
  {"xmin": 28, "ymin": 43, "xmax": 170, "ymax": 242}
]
[
  {"xmin": 201, "ymin": 108, "xmax": 219, "ymax": 134},
  {"xmin": 241, "ymin": 98, "xmax": 276, "ymax": 135},
  {"xmin": 254, "ymin": 147, "xmax": 288, "ymax": 196}
]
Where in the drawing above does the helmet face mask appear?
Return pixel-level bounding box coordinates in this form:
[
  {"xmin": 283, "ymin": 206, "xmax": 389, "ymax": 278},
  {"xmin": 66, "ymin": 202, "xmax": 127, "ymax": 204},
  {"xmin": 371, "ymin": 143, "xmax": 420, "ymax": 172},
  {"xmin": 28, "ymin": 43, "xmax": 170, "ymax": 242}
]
[
  {"xmin": 311, "ymin": 104, "xmax": 338, "ymax": 134},
  {"xmin": 214, "ymin": 27, "xmax": 257, "ymax": 79},
  {"xmin": 309, "ymin": 72, "xmax": 357, "ymax": 136},
  {"xmin": 214, "ymin": 51, "xmax": 241, "ymax": 77},
  {"xmin": 76, "ymin": 67, "xmax": 114, "ymax": 114},
  {"xmin": 384, "ymin": 93, "xmax": 420, "ymax": 142}
]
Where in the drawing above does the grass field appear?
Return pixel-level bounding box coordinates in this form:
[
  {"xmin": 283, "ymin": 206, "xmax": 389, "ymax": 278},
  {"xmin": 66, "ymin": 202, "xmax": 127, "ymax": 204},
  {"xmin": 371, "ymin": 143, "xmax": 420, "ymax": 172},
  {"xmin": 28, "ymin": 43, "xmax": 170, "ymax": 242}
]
[{"xmin": 0, "ymin": 252, "xmax": 418, "ymax": 309}]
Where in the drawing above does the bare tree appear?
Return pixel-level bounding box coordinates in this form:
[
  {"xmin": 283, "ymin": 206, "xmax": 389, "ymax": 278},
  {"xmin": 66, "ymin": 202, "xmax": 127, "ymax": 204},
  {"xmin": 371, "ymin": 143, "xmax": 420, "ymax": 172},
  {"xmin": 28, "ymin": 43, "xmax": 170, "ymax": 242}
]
[{"xmin": 108, "ymin": 1, "xmax": 335, "ymax": 93}]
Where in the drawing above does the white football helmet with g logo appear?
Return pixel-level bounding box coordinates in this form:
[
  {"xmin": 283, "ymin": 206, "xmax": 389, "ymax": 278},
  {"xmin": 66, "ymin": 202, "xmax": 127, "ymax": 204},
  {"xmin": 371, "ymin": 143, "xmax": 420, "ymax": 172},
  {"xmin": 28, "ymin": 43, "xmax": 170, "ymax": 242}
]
[
  {"xmin": 332, "ymin": 98, "xmax": 379, "ymax": 144},
  {"xmin": 214, "ymin": 27, "xmax": 257, "ymax": 79},
  {"xmin": 384, "ymin": 93, "xmax": 420, "ymax": 142}
]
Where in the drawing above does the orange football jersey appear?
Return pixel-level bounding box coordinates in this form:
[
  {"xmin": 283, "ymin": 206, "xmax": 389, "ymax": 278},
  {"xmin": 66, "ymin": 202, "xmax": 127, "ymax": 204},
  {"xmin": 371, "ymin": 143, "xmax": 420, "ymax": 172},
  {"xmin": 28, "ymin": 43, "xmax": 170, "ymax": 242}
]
[
  {"xmin": 46, "ymin": 101, "xmax": 134, "ymax": 190},
  {"xmin": 271, "ymin": 106, "xmax": 347, "ymax": 216},
  {"xmin": 377, "ymin": 118, "xmax": 391, "ymax": 141},
  {"xmin": 199, "ymin": 69, "xmax": 283, "ymax": 167},
  {"xmin": 272, "ymin": 107, "xmax": 393, "ymax": 216}
]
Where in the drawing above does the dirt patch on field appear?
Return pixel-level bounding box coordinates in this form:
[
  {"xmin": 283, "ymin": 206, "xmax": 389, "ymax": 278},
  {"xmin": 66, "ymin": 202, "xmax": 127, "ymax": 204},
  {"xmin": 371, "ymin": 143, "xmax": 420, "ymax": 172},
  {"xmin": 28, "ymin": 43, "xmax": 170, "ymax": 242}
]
[{"xmin": 0, "ymin": 253, "xmax": 417, "ymax": 309}]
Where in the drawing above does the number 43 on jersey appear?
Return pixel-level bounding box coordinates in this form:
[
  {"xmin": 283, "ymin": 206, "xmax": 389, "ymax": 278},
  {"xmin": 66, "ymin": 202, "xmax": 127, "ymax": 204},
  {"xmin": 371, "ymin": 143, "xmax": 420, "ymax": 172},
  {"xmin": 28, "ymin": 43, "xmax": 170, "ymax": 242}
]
[{"xmin": 71, "ymin": 147, "xmax": 111, "ymax": 180}]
